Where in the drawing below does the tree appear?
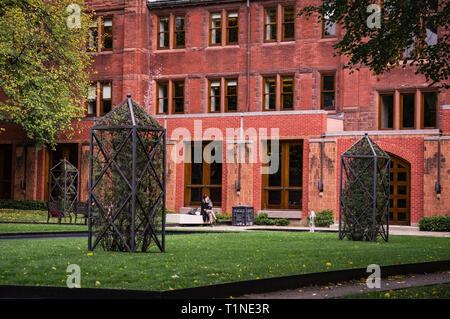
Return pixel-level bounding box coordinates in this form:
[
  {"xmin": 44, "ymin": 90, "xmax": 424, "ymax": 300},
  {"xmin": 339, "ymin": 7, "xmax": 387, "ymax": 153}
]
[
  {"xmin": 0, "ymin": 0, "xmax": 93, "ymax": 149},
  {"xmin": 298, "ymin": 0, "xmax": 449, "ymax": 88}
]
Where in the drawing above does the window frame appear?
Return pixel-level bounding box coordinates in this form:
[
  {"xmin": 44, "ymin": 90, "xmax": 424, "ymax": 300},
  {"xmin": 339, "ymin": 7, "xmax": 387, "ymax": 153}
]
[
  {"xmin": 378, "ymin": 92, "xmax": 395, "ymax": 130},
  {"xmin": 421, "ymin": 91, "xmax": 438, "ymax": 129},
  {"xmin": 101, "ymin": 17, "xmax": 113, "ymax": 51},
  {"xmin": 156, "ymin": 81, "xmax": 169, "ymax": 114},
  {"xmin": 263, "ymin": 77, "xmax": 277, "ymax": 111},
  {"xmin": 225, "ymin": 79, "xmax": 238, "ymax": 112},
  {"xmin": 281, "ymin": 6, "xmax": 295, "ymax": 42},
  {"xmin": 172, "ymin": 80, "xmax": 185, "ymax": 114},
  {"xmin": 226, "ymin": 11, "xmax": 239, "ymax": 45},
  {"xmin": 208, "ymin": 79, "xmax": 221, "ymax": 113},
  {"xmin": 173, "ymin": 15, "xmax": 186, "ymax": 49},
  {"xmin": 399, "ymin": 92, "xmax": 416, "ymax": 130},
  {"xmin": 209, "ymin": 12, "xmax": 222, "ymax": 46},
  {"xmin": 320, "ymin": 73, "xmax": 336, "ymax": 110},
  {"xmin": 157, "ymin": 16, "xmax": 170, "ymax": 50},
  {"xmin": 100, "ymin": 81, "xmax": 112, "ymax": 115},
  {"xmin": 280, "ymin": 76, "xmax": 294, "ymax": 110},
  {"xmin": 264, "ymin": 7, "xmax": 278, "ymax": 43}
]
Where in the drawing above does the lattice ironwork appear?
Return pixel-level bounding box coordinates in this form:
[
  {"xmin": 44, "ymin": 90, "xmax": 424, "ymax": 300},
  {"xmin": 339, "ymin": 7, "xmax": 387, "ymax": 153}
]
[
  {"xmin": 339, "ymin": 133, "xmax": 390, "ymax": 242},
  {"xmin": 88, "ymin": 94, "xmax": 166, "ymax": 253},
  {"xmin": 48, "ymin": 159, "xmax": 79, "ymax": 223}
]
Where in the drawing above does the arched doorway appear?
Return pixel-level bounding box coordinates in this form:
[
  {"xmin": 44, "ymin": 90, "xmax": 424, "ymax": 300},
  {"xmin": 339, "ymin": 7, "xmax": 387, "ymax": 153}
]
[{"xmin": 389, "ymin": 154, "xmax": 411, "ymax": 225}]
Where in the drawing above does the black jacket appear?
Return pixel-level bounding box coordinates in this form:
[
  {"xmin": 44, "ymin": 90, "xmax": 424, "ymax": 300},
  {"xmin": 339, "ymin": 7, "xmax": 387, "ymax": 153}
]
[{"xmin": 200, "ymin": 199, "xmax": 213, "ymax": 222}]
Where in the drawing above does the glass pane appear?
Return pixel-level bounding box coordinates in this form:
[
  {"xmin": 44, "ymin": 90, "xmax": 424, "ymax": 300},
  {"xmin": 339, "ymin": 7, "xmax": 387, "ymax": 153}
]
[
  {"xmin": 227, "ymin": 96, "xmax": 237, "ymax": 111},
  {"xmin": 323, "ymin": 93, "xmax": 335, "ymax": 108},
  {"xmin": 283, "ymin": 23, "xmax": 294, "ymax": 39},
  {"xmin": 209, "ymin": 188, "xmax": 222, "ymax": 205},
  {"xmin": 268, "ymin": 144, "xmax": 282, "ymax": 187},
  {"xmin": 397, "ymin": 185, "xmax": 407, "ymax": 195},
  {"xmin": 191, "ymin": 145, "xmax": 203, "ymax": 185},
  {"xmin": 190, "ymin": 187, "xmax": 202, "ymax": 203},
  {"xmin": 397, "ymin": 199, "xmax": 407, "ymax": 209},
  {"xmin": 210, "ymin": 162, "xmax": 222, "ymax": 185},
  {"xmin": 175, "ymin": 32, "xmax": 185, "ymax": 47},
  {"xmin": 268, "ymin": 190, "xmax": 281, "ymax": 205},
  {"xmin": 289, "ymin": 190, "xmax": 302, "ymax": 207},
  {"xmin": 402, "ymin": 94, "xmax": 415, "ymax": 128},
  {"xmin": 102, "ymin": 100, "xmax": 111, "ymax": 114},
  {"xmin": 397, "ymin": 172, "xmax": 407, "ymax": 181},
  {"xmin": 282, "ymin": 94, "xmax": 293, "ymax": 109},
  {"xmin": 289, "ymin": 144, "xmax": 302, "ymax": 187},
  {"xmin": 175, "ymin": 17, "xmax": 185, "ymax": 31},
  {"xmin": 423, "ymin": 92, "xmax": 437, "ymax": 127},
  {"xmin": 283, "ymin": 7, "xmax": 295, "ymax": 22},
  {"xmin": 324, "ymin": 20, "xmax": 335, "ymax": 36},
  {"xmin": 398, "ymin": 212, "xmax": 406, "ymax": 221},
  {"xmin": 228, "ymin": 28, "xmax": 238, "ymax": 43},
  {"xmin": 381, "ymin": 95, "xmax": 394, "ymax": 129},
  {"xmin": 323, "ymin": 75, "xmax": 334, "ymax": 91}
]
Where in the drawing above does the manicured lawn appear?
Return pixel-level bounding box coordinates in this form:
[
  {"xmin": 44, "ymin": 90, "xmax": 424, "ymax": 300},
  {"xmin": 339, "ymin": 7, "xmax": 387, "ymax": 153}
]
[
  {"xmin": 1, "ymin": 231, "xmax": 449, "ymax": 291},
  {"xmin": 0, "ymin": 223, "xmax": 87, "ymax": 233},
  {"xmin": 338, "ymin": 282, "xmax": 450, "ymax": 299},
  {"xmin": 0, "ymin": 209, "xmax": 86, "ymax": 224}
]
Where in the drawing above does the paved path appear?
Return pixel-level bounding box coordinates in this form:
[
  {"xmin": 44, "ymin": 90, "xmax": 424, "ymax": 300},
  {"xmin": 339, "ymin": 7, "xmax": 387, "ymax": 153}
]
[
  {"xmin": 167, "ymin": 224, "xmax": 450, "ymax": 238},
  {"xmin": 238, "ymin": 271, "xmax": 450, "ymax": 299}
]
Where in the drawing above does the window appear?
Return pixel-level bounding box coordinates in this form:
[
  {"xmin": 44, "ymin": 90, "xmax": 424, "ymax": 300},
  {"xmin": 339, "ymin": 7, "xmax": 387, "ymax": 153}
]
[
  {"xmin": 281, "ymin": 76, "xmax": 294, "ymax": 109},
  {"xmin": 86, "ymin": 84, "xmax": 97, "ymax": 116},
  {"xmin": 158, "ymin": 16, "xmax": 170, "ymax": 49},
  {"xmin": 321, "ymin": 74, "xmax": 335, "ymax": 110},
  {"xmin": 264, "ymin": 8, "xmax": 277, "ymax": 42},
  {"xmin": 322, "ymin": 5, "xmax": 336, "ymax": 37},
  {"xmin": 173, "ymin": 81, "xmax": 185, "ymax": 113},
  {"xmin": 225, "ymin": 79, "xmax": 238, "ymax": 112},
  {"xmin": 282, "ymin": 6, "xmax": 295, "ymax": 41},
  {"xmin": 157, "ymin": 82, "xmax": 169, "ymax": 114},
  {"xmin": 88, "ymin": 21, "xmax": 98, "ymax": 52},
  {"xmin": 102, "ymin": 18, "xmax": 113, "ymax": 51},
  {"xmin": 400, "ymin": 93, "xmax": 415, "ymax": 129},
  {"xmin": 85, "ymin": 81, "xmax": 112, "ymax": 117},
  {"xmin": 174, "ymin": 16, "xmax": 186, "ymax": 48},
  {"xmin": 226, "ymin": 12, "xmax": 239, "ymax": 44},
  {"xmin": 209, "ymin": 80, "xmax": 221, "ymax": 112},
  {"xmin": 422, "ymin": 92, "xmax": 437, "ymax": 128},
  {"xmin": 404, "ymin": 28, "xmax": 437, "ymax": 58},
  {"xmin": 263, "ymin": 77, "xmax": 277, "ymax": 111},
  {"xmin": 379, "ymin": 94, "xmax": 394, "ymax": 130},
  {"xmin": 101, "ymin": 82, "xmax": 112, "ymax": 114},
  {"xmin": 210, "ymin": 13, "xmax": 222, "ymax": 45}
]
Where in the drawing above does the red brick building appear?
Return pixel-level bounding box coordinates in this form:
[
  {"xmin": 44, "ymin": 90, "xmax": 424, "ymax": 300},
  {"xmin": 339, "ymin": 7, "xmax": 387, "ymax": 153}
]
[{"xmin": 1, "ymin": 0, "xmax": 449, "ymax": 226}]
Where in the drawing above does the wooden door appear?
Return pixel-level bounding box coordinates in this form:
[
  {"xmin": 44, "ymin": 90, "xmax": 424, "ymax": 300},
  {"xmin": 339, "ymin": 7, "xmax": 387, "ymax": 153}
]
[
  {"xmin": 389, "ymin": 155, "xmax": 411, "ymax": 225},
  {"xmin": 262, "ymin": 141, "xmax": 303, "ymax": 210}
]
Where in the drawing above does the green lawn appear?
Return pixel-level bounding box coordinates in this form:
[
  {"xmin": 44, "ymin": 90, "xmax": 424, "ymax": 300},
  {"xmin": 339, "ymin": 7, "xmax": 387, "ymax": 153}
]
[
  {"xmin": 1, "ymin": 232, "xmax": 449, "ymax": 291},
  {"xmin": 338, "ymin": 282, "xmax": 450, "ymax": 299},
  {"xmin": 0, "ymin": 223, "xmax": 87, "ymax": 233}
]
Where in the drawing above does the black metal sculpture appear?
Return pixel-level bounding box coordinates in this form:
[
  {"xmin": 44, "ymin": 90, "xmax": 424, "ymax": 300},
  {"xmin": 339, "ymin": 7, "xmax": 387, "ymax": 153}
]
[
  {"xmin": 88, "ymin": 94, "xmax": 166, "ymax": 252},
  {"xmin": 339, "ymin": 133, "xmax": 390, "ymax": 242},
  {"xmin": 48, "ymin": 159, "xmax": 79, "ymax": 223}
]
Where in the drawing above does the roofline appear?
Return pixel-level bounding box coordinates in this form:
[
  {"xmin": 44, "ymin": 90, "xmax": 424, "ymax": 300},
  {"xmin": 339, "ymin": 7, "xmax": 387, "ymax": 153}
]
[{"xmin": 147, "ymin": 0, "xmax": 246, "ymax": 10}]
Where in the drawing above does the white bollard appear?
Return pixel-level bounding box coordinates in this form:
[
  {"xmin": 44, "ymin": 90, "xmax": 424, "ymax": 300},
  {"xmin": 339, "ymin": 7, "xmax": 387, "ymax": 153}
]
[{"xmin": 309, "ymin": 210, "xmax": 316, "ymax": 233}]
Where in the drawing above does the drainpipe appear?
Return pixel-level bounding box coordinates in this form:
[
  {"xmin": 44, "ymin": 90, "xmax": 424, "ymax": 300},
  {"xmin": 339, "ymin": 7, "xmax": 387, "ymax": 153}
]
[{"xmin": 435, "ymin": 129, "xmax": 442, "ymax": 200}]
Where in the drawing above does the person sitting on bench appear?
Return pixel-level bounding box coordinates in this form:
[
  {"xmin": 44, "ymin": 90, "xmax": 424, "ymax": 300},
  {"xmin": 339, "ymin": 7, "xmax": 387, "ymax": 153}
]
[{"xmin": 201, "ymin": 194, "xmax": 217, "ymax": 226}]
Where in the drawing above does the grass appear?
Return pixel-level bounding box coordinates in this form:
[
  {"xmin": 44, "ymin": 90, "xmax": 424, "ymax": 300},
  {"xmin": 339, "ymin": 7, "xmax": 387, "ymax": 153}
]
[
  {"xmin": 0, "ymin": 209, "xmax": 86, "ymax": 224},
  {"xmin": 0, "ymin": 232, "xmax": 449, "ymax": 291},
  {"xmin": 337, "ymin": 282, "xmax": 450, "ymax": 299},
  {"xmin": 0, "ymin": 223, "xmax": 87, "ymax": 234}
]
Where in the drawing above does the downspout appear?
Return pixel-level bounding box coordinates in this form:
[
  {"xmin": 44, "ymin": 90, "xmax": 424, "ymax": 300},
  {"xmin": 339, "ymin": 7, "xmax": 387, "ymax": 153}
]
[{"xmin": 435, "ymin": 130, "xmax": 442, "ymax": 201}]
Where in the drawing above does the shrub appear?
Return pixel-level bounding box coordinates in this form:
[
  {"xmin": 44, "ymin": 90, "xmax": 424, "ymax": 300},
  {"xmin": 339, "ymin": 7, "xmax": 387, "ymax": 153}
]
[
  {"xmin": 275, "ymin": 218, "xmax": 290, "ymax": 226},
  {"xmin": 418, "ymin": 216, "xmax": 450, "ymax": 232},
  {"xmin": 254, "ymin": 212, "xmax": 275, "ymax": 225},
  {"xmin": 0, "ymin": 199, "xmax": 47, "ymax": 211},
  {"xmin": 310, "ymin": 210, "xmax": 334, "ymax": 228}
]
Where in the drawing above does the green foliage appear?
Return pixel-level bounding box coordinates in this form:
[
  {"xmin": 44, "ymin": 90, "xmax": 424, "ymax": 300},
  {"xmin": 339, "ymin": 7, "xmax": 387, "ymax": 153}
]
[
  {"xmin": 0, "ymin": 0, "xmax": 94, "ymax": 148},
  {"xmin": 418, "ymin": 216, "xmax": 450, "ymax": 232},
  {"xmin": 298, "ymin": 0, "xmax": 449, "ymax": 88},
  {"xmin": 254, "ymin": 213, "xmax": 290, "ymax": 226},
  {"xmin": 312, "ymin": 210, "xmax": 335, "ymax": 228},
  {"xmin": 0, "ymin": 199, "xmax": 47, "ymax": 210}
]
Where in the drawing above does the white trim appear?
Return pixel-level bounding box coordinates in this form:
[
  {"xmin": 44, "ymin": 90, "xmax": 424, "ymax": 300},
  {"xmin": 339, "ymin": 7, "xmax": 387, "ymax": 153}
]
[
  {"xmin": 153, "ymin": 110, "xmax": 326, "ymax": 120},
  {"xmin": 325, "ymin": 129, "xmax": 440, "ymax": 137},
  {"xmin": 443, "ymin": 105, "xmax": 450, "ymax": 110}
]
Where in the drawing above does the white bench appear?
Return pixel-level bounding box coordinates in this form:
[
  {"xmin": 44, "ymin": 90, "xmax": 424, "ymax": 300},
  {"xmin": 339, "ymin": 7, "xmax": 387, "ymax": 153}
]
[{"xmin": 166, "ymin": 213, "xmax": 206, "ymax": 225}]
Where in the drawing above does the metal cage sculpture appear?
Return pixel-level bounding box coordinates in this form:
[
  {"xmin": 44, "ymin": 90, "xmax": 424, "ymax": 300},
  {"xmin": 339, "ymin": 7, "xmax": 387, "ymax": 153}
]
[
  {"xmin": 48, "ymin": 159, "xmax": 79, "ymax": 223},
  {"xmin": 339, "ymin": 134, "xmax": 390, "ymax": 242},
  {"xmin": 88, "ymin": 94, "xmax": 166, "ymax": 253}
]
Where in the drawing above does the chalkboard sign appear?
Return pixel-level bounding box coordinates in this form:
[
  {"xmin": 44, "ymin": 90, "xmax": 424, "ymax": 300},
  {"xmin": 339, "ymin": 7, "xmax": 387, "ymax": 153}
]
[{"xmin": 232, "ymin": 206, "xmax": 254, "ymax": 226}]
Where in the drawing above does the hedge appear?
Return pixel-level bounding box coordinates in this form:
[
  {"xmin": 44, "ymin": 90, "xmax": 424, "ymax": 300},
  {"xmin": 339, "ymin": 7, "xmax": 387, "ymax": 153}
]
[
  {"xmin": 418, "ymin": 216, "xmax": 450, "ymax": 232},
  {"xmin": 0, "ymin": 199, "xmax": 47, "ymax": 211},
  {"xmin": 308, "ymin": 209, "xmax": 335, "ymax": 228}
]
